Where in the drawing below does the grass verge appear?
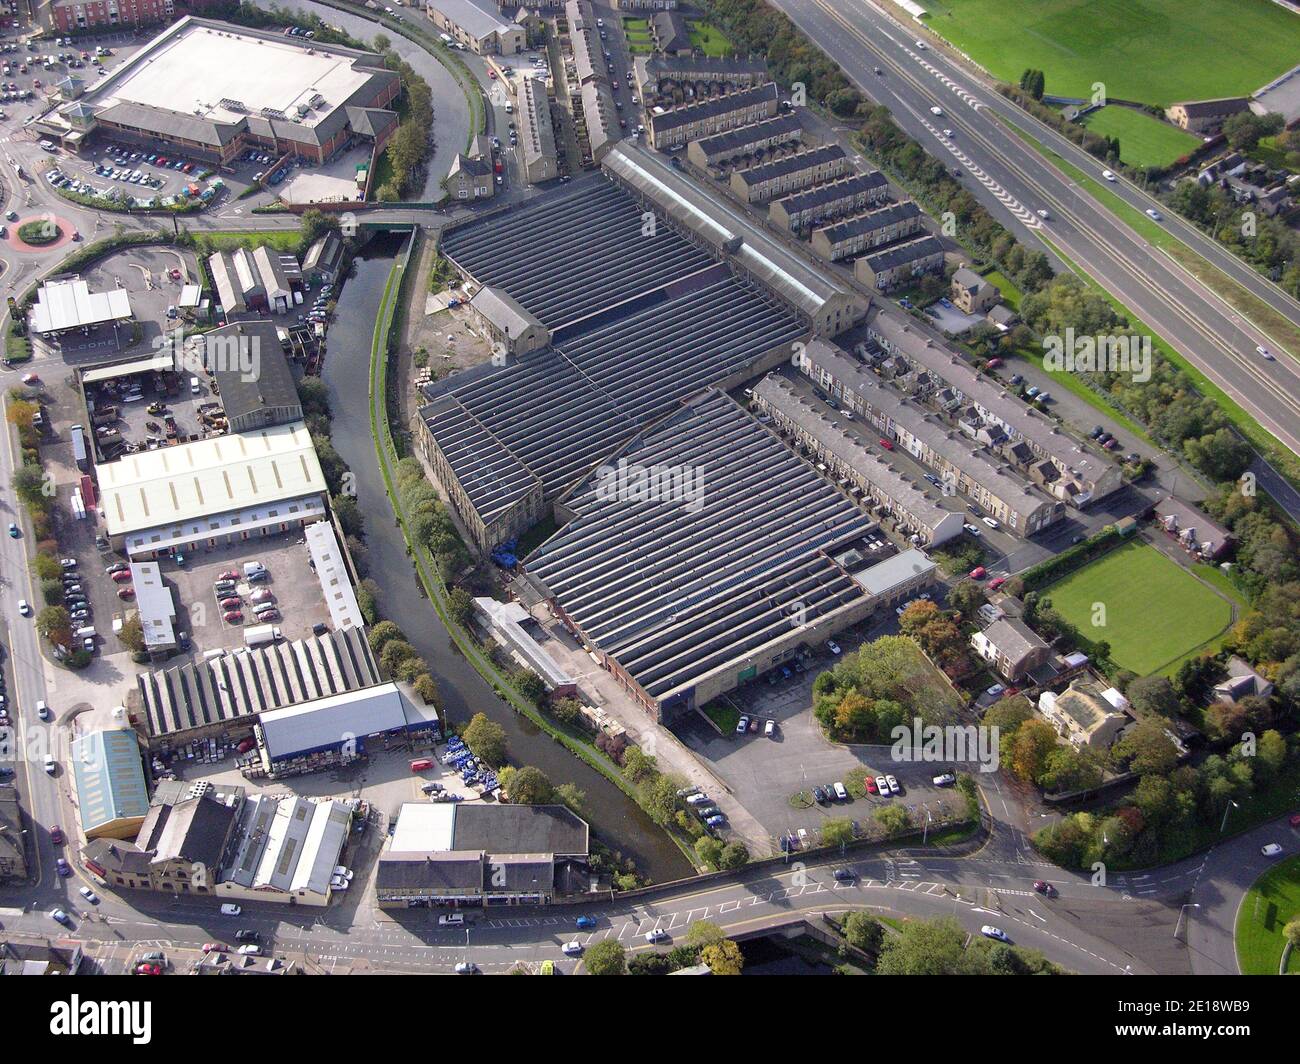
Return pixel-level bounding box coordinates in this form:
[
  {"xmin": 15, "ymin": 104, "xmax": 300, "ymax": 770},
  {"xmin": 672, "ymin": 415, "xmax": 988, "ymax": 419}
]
[{"xmin": 1236, "ymin": 855, "xmax": 1300, "ymax": 975}]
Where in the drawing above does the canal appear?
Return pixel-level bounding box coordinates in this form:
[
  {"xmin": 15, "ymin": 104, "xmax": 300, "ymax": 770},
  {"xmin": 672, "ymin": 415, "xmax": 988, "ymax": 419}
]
[{"xmin": 320, "ymin": 233, "xmax": 693, "ymax": 883}]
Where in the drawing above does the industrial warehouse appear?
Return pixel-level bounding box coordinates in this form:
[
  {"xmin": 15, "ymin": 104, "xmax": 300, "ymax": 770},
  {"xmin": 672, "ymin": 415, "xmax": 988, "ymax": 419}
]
[
  {"xmin": 522, "ymin": 390, "xmax": 935, "ymax": 722},
  {"xmin": 132, "ymin": 626, "xmax": 381, "ymax": 748},
  {"xmin": 38, "ymin": 17, "xmax": 400, "ymax": 164},
  {"xmin": 421, "ymin": 167, "xmax": 831, "ymax": 552}
]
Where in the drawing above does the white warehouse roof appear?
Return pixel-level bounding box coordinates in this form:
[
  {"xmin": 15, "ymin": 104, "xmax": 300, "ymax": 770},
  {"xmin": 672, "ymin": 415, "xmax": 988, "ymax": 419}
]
[
  {"xmin": 30, "ymin": 278, "xmax": 133, "ymax": 334},
  {"xmin": 97, "ymin": 421, "xmax": 326, "ymax": 538},
  {"xmin": 257, "ymin": 682, "xmax": 433, "ymax": 762}
]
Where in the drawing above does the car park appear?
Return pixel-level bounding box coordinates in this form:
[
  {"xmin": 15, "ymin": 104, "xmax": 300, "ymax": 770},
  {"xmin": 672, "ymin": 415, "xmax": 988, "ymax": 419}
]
[
  {"xmin": 235, "ymin": 928, "xmax": 258, "ymax": 941},
  {"xmin": 833, "ymin": 781, "xmax": 848, "ymax": 801},
  {"xmin": 562, "ymin": 940, "xmax": 584, "ymax": 956},
  {"xmin": 833, "ymin": 867, "xmax": 855, "ymax": 881}
]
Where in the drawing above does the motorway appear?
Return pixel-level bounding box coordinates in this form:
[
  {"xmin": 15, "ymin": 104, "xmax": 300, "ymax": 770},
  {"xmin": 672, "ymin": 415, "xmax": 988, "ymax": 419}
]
[{"xmin": 774, "ymin": 0, "xmax": 1300, "ymax": 467}]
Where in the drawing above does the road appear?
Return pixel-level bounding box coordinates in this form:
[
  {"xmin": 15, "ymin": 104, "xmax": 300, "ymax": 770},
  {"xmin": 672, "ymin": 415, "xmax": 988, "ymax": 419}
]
[{"xmin": 773, "ymin": 0, "xmax": 1300, "ymax": 470}]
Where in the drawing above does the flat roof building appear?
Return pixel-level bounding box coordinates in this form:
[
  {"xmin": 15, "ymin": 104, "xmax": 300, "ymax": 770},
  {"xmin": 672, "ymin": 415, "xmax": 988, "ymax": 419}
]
[
  {"xmin": 255, "ymin": 682, "xmax": 440, "ymax": 775},
  {"xmin": 129, "ymin": 562, "xmax": 178, "ymax": 655},
  {"xmin": 219, "ymin": 794, "xmax": 351, "ymax": 906},
  {"xmin": 305, "ymin": 521, "xmax": 365, "ymax": 631},
  {"xmin": 377, "ymin": 803, "xmax": 590, "ymax": 908},
  {"xmin": 41, "ymin": 17, "xmax": 400, "ymax": 163}
]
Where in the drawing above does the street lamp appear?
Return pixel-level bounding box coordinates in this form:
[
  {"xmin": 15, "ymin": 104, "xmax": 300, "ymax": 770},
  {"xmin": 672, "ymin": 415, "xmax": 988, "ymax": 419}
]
[
  {"xmin": 1219, "ymin": 799, "xmax": 1238, "ymax": 834},
  {"xmin": 1174, "ymin": 902, "xmax": 1200, "ymax": 941}
]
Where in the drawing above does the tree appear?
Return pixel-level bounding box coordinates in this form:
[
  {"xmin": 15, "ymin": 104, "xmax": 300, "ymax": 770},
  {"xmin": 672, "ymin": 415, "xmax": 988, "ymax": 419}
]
[
  {"xmin": 412, "ymin": 673, "xmax": 440, "ymax": 705},
  {"xmin": 1126, "ymin": 675, "xmax": 1182, "ymax": 718},
  {"xmin": 332, "ymin": 494, "xmax": 364, "ymax": 538},
  {"xmin": 31, "ymin": 553, "xmax": 61, "ymax": 581},
  {"xmin": 700, "ymin": 939, "xmax": 744, "ymax": 975},
  {"xmin": 373, "ymin": 33, "xmax": 391, "ymax": 52},
  {"xmin": 447, "ymin": 586, "xmax": 475, "ymax": 627},
  {"xmin": 555, "ymin": 782, "xmax": 585, "ymax": 812},
  {"xmin": 842, "ymin": 911, "xmax": 883, "ymax": 953},
  {"xmin": 36, "ymin": 605, "xmax": 71, "ymax": 643},
  {"xmin": 380, "ymin": 639, "xmax": 417, "ymax": 674},
  {"xmin": 462, "ymin": 712, "xmax": 506, "ymax": 766},
  {"xmin": 642, "ymin": 774, "xmax": 679, "ymax": 826},
  {"xmin": 505, "ymin": 765, "xmax": 554, "ymax": 805},
  {"xmin": 117, "ymin": 614, "xmax": 144, "ymax": 653},
  {"xmin": 515, "ymin": 670, "xmax": 546, "ymax": 705},
  {"xmin": 695, "ymin": 835, "xmax": 723, "ymax": 869},
  {"xmin": 1005, "ymin": 718, "xmax": 1059, "ymax": 782},
  {"xmin": 13, "ymin": 464, "xmax": 47, "ymax": 509},
  {"xmin": 622, "ymin": 745, "xmax": 657, "ymax": 785},
  {"xmin": 1116, "ymin": 717, "xmax": 1179, "ymax": 776},
  {"xmin": 876, "ymin": 916, "xmax": 973, "ymax": 975},
  {"xmin": 875, "ymin": 804, "xmax": 911, "ymax": 834},
  {"xmin": 1222, "ymin": 110, "xmax": 1284, "ymax": 152},
  {"xmin": 685, "ymin": 921, "xmax": 725, "ymax": 948},
  {"xmin": 984, "ymin": 695, "xmax": 1034, "ymax": 735},
  {"xmin": 945, "ymin": 579, "xmax": 987, "ymax": 621},
  {"xmin": 719, "ymin": 841, "xmax": 749, "ymax": 870},
  {"xmin": 297, "ymin": 376, "xmax": 331, "ymax": 418},
  {"xmin": 367, "ymin": 620, "xmax": 405, "ymax": 653},
  {"xmin": 583, "ymin": 940, "xmax": 626, "ymax": 975},
  {"xmin": 821, "ymin": 818, "xmax": 854, "ymax": 848},
  {"xmin": 1284, "ymin": 919, "xmax": 1300, "ymax": 947}
]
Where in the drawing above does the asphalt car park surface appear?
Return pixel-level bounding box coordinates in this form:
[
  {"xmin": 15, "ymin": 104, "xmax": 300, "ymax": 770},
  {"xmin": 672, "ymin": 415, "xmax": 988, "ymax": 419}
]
[
  {"xmin": 46, "ymin": 246, "xmax": 197, "ymax": 367},
  {"xmin": 160, "ymin": 534, "xmax": 333, "ymax": 655}
]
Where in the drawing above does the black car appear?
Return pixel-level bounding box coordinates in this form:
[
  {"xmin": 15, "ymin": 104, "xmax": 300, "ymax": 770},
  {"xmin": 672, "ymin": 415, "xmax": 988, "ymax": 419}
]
[
  {"xmin": 812, "ymin": 786, "xmax": 830, "ymax": 804},
  {"xmin": 833, "ymin": 868, "xmax": 855, "ymax": 882},
  {"xmin": 235, "ymin": 929, "xmax": 259, "ymax": 942}
]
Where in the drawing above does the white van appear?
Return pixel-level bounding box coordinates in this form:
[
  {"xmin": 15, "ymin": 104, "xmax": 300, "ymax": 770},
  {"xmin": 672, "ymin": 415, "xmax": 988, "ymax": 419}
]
[
  {"xmin": 220, "ymin": 903, "xmax": 242, "ymax": 916},
  {"xmin": 74, "ymin": 625, "xmax": 95, "ymax": 640},
  {"xmin": 438, "ymin": 913, "xmax": 465, "ymax": 926},
  {"xmin": 190, "ymin": 376, "xmax": 200, "ymax": 395}
]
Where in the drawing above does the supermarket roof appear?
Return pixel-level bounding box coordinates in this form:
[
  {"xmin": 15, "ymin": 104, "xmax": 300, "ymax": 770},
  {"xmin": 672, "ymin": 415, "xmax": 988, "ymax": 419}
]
[
  {"xmin": 96, "ymin": 421, "xmax": 326, "ymax": 538},
  {"xmin": 30, "ymin": 278, "xmax": 132, "ymax": 334}
]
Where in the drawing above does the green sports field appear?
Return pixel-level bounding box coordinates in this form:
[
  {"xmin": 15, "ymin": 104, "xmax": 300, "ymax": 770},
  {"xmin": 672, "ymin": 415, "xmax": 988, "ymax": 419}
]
[
  {"xmin": 921, "ymin": 0, "xmax": 1300, "ymax": 107},
  {"xmin": 1079, "ymin": 106, "xmax": 1200, "ymax": 169},
  {"xmin": 1040, "ymin": 541, "xmax": 1232, "ymax": 675},
  {"xmin": 1237, "ymin": 856, "xmax": 1300, "ymax": 975}
]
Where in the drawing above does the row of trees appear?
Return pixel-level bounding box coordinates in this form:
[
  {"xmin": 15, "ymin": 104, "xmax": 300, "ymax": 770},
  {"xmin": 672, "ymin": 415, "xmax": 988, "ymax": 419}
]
[
  {"xmin": 394, "ymin": 457, "xmax": 471, "ymax": 581},
  {"xmin": 1017, "ymin": 275, "xmax": 1252, "ymax": 483},
  {"xmin": 373, "ymin": 36, "xmax": 436, "ymax": 202},
  {"xmin": 367, "ymin": 620, "xmax": 441, "ymax": 705},
  {"xmin": 1035, "ymin": 728, "xmax": 1298, "ymax": 869}
]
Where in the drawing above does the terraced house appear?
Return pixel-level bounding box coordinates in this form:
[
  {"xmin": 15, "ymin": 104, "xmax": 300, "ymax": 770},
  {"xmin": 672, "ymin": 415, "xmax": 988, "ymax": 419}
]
[
  {"xmin": 685, "ymin": 113, "xmax": 803, "ymax": 170},
  {"xmin": 769, "ymin": 170, "xmax": 889, "ymax": 234},
  {"xmin": 648, "ymin": 81, "xmax": 779, "ymax": 149},
  {"xmin": 810, "ymin": 201, "xmax": 925, "ymax": 262},
  {"xmin": 729, "ymin": 144, "xmax": 851, "ymax": 204}
]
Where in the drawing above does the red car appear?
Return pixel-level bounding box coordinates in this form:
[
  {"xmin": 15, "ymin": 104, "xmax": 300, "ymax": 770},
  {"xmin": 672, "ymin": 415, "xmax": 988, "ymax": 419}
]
[
  {"xmin": 1033, "ymin": 880, "xmax": 1057, "ymax": 897},
  {"xmin": 50, "ymin": 825, "xmax": 65, "ymax": 845},
  {"xmin": 255, "ymin": 610, "xmax": 282, "ymax": 623},
  {"xmin": 488, "ymin": 69, "xmax": 497, "ymax": 79},
  {"xmin": 865, "ymin": 776, "xmax": 878, "ymax": 795},
  {"xmin": 218, "ymin": 570, "xmax": 239, "ymax": 582},
  {"xmin": 985, "ymin": 357, "xmax": 1003, "ymax": 369},
  {"xmin": 237, "ymin": 737, "xmax": 257, "ymax": 754},
  {"xmin": 202, "ymin": 942, "xmax": 230, "ymax": 954},
  {"xmin": 135, "ymin": 963, "xmax": 163, "ymax": 976},
  {"xmin": 111, "ymin": 570, "xmax": 132, "ymax": 583},
  {"xmin": 878, "ymin": 437, "xmax": 894, "ymax": 451},
  {"xmin": 223, "ymin": 611, "xmax": 244, "ymax": 624},
  {"xmin": 1290, "ymin": 813, "xmax": 1300, "ymax": 828},
  {"xmin": 220, "ymin": 597, "xmax": 242, "ymax": 610},
  {"xmin": 987, "ymin": 576, "xmax": 1006, "ymax": 590},
  {"xmin": 117, "ymin": 587, "xmax": 135, "ymax": 600},
  {"xmin": 969, "ymin": 566, "xmax": 987, "ymax": 580}
]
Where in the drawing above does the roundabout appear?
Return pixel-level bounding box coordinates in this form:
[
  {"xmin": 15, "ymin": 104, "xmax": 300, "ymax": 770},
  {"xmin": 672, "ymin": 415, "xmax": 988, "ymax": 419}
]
[{"xmin": 6, "ymin": 212, "xmax": 77, "ymax": 253}]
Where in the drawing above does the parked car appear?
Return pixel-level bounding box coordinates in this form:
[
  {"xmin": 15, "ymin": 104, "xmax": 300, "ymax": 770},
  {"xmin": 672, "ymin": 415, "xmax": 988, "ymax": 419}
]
[
  {"xmin": 981, "ymin": 925, "xmax": 1010, "ymax": 942},
  {"xmin": 644, "ymin": 928, "xmax": 669, "ymax": 943},
  {"xmin": 875, "ymin": 776, "xmax": 889, "ymax": 796},
  {"xmin": 884, "ymin": 775, "xmax": 901, "ymax": 795},
  {"xmin": 576, "ymin": 916, "xmax": 597, "ymax": 929},
  {"xmin": 932, "ymin": 772, "xmax": 957, "ymax": 787},
  {"xmin": 833, "ymin": 867, "xmax": 855, "ymax": 882},
  {"xmin": 735, "ymin": 715, "xmax": 749, "ymax": 734},
  {"xmin": 79, "ymin": 886, "xmax": 99, "ymax": 904}
]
